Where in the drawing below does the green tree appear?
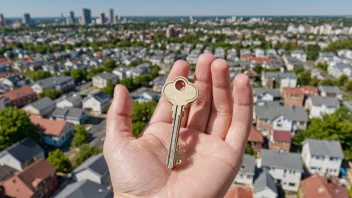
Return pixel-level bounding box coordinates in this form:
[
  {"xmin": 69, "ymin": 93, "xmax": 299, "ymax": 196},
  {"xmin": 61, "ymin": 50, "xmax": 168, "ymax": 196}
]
[
  {"xmin": 73, "ymin": 144, "xmax": 103, "ymax": 167},
  {"xmin": 87, "ymin": 67, "xmax": 104, "ymax": 79},
  {"xmin": 294, "ymin": 107, "xmax": 352, "ymax": 160},
  {"xmin": 102, "ymin": 81, "xmax": 116, "ymax": 97},
  {"xmin": 131, "ymin": 101, "xmax": 157, "ymax": 137},
  {"xmin": 120, "ymin": 77, "xmax": 136, "ymax": 91},
  {"xmin": 346, "ymin": 81, "xmax": 352, "ymax": 92},
  {"xmin": 337, "ymin": 74, "xmax": 349, "ymax": 86},
  {"xmin": 307, "ymin": 44, "xmax": 321, "ymax": 60},
  {"xmin": 70, "ymin": 68, "xmax": 87, "ymax": 82},
  {"xmin": 316, "ymin": 62, "xmax": 329, "ymax": 71},
  {"xmin": 293, "ymin": 67, "xmax": 305, "ymax": 75},
  {"xmin": 245, "ymin": 143, "xmax": 257, "ymax": 157},
  {"xmin": 47, "ymin": 149, "xmax": 71, "ymax": 172},
  {"xmin": 253, "ymin": 64, "xmax": 263, "ymax": 75},
  {"xmin": 320, "ymin": 79, "xmax": 335, "ymax": 86},
  {"xmin": 24, "ymin": 70, "xmax": 52, "ymax": 81},
  {"xmin": 297, "ymin": 70, "xmax": 312, "ymax": 86},
  {"xmin": 71, "ymin": 125, "xmax": 90, "ymax": 147},
  {"xmin": 132, "ymin": 122, "xmax": 147, "ymax": 137},
  {"xmin": 38, "ymin": 89, "xmax": 62, "ymax": 100},
  {"xmin": 0, "ymin": 107, "xmax": 40, "ymax": 150},
  {"xmin": 102, "ymin": 59, "xmax": 117, "ymax": 72}
]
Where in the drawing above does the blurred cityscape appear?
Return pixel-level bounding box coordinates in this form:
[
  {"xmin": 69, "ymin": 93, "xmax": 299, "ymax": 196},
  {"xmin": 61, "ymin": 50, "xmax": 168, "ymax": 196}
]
[{"xmin": 1, "ymin": 7, "xmax": 352, "ymax": 198}]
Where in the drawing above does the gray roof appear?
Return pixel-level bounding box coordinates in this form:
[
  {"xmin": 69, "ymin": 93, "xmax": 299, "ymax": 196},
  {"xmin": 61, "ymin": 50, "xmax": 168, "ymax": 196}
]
[
  {"xmin": 93, "ymin": 72, "xmax": 117, "ymax": 80},
  {"xmin": 52, "ymin": 107, "xmax": 85, "ymax": 119},
  {"xmin": 253, "ymin": 88, "xmax": 281, "ymax": 98},
  {"xmin": 335, "ymin": 63, "xmax": 352, "ymax": 71},
  {"xmin": 310, "ymin": 96, "xmax": 340, "ymax": 108},
  {"xmin": 303, "ymin": 139, "xmax": 344, "ymax": 158},
  {"xmin": 55, "ymin": 93, "xmax": 82, "ymax": 104},
  {"xmin": 54, "ymin": 180, "xmax": 113, "ymax": 198},
  {"xmin": 318, "ymin": 86, "xmax": 342, "ymax": 95},
  {"xmin": 254, "ymin": 168, "xmax": 278, "ymax": 194},
  {"xmin": 255, "ymin": 105, "xmax": 308, "ymax": 122},
  {"xmin": 83, "ymin": 91, "xmax": 110, "ymax": 103},
  {"xmin": 34, "ymin": 76, "xmax": 73, "ymax": 89},
  {"xmin": 261, "ymin": 149, "xmax": 303, "ymax": 172},
  {"xmin": 73, "ymin": 153, "xmax": 109, "ymax": 177},
  {"xmin": 291, "ymin": 50, "xmax": 306, "ymax": 55},
  {"xmin": 25, "ymin": 97, "xmax": 55, "ymax": 111},
  {"xmin": 0, "ymin": 138, "xmax": 43, "ymax": 163},
  {"xmin": 286, "ymin": 56, "xmax": 304, "ymax": 67},
  {"xmin": 0, "ymin": 165, "xmax": 16, "ymax": 181},
  {"xmin": 263, "ymin": 72, "xmax": 297, "ymax": 79},
  {"xmin": 239, "ymin": 155, "xmax": 256, "ymax": 175}
]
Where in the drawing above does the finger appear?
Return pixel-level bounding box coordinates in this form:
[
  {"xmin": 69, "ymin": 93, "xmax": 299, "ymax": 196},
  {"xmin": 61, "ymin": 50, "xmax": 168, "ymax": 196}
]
[
  {"xmin": 225, "ymin": 74, "xmax": 253, "ymax": 152},
  {"xmin": 106, "ymin": 85, "xmax": 134, "ymax": 143},
  {"xmin": 206, "ymin": 59, "xmax": 233, "ymax": 139},
  {"xmin": 187, "ymin": 53, "xmax": 214, "ymax": 132},
  {"xmin": 149, "ymin": 60, "xmax": 190, "ymax": 124}
]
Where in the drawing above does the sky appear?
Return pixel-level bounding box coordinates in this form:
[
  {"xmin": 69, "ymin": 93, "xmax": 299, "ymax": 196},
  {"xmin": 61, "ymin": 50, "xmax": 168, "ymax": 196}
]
[{"xmin": 1, "ymin": 0, "xmax": 352, "ymax": 17}]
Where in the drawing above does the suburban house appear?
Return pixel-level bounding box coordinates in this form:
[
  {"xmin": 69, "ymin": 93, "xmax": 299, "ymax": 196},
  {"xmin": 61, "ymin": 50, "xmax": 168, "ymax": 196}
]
[
  {"xmin": 291, "ymin": 50, "xmax": 307, "ymax": 62},
  {"xmin": 0, "ymin": 138, "xmax": 44, "ymax": 171},
  {"xmin": 112, "ymin": 67, "xmax": 129, "ymax": 80},
  {"xmin": 253, "ymin": 169, "xmax": 278, "ymax": 198},
  {"xmin": 328, "ymin": 62, "xmax": 352, "ymax": 79},
  {"xmin": 55, "ymin": 93, "xmax": 82, "ymax": 108},
  {"xmin": 300, "ymin": 85, "xmax": 319, "ymax": 96},
  {"xmin": 282, "ymin": 87, "xmax": 305, "ymax": 107},
  {"xmin": 51, "ymin": 107, "xmax": 89, "ymax": 125},
  {"xmin": 283, "ymin": 55, "xmax": 305, "ymax": 71},
  {"xmin": 1, "ymin": 73, "xmax": 29, "ymax": 89},
  {"xmin": 258, "ymin": 149, "xmax": 303, "ymax": 192},
  {"xmin": 300, "ymin": 174, "xmax": 349, "ymax": 198},
  {"xmin": 31, "ymin": 76, "xmax": 75, "ymax": 94},
  {"xmin": 1, "ymin": 85, "xmax": 37, "ymax": 108},
  {"xmin": 92, "ymin": 72, "xmax": 118, "ymax": 88},
  {"xmin": 0, "ymin": 158, "xmax": 58, "ymax": 198},
  {"xmin": 318, "ymin": 86, "xmax": 343, "ymax": 100},
  {"xmin": 248, "ymin": 127, "xmax": 263, "ymax": 151},
  {"xmin": 253, "ymin": 88, "xmax": 281, "ymax": 104},
  {"xmin": 225, "ymin": 187, "xmax": 253, "ymax": 198},
  {"xmin": 254, "ymin": 105, "xmax": 309, "ymax": 136},
  {"xmin": 269, "ymin": 130, "xmax": 292, "ymax": 152},
  {"xmin": 261, "ymin": 72, "xmax": 297, "ymax": 89},
  {"xmin": 72, "ymin": 153, "xmax": 111, "ymax": 187},
  {"xmin": 83, "ymin": 91, "xmax": 111, "ymax": 114},
  {"xmin": 254, "ymin": 48, "xmax": 265, "ymax": 57},
  {"xmin": 301, "ymin": 139, "xmax": 344, "ymax": 177},
  {"xmin": 0, "ymin": 95, "xmax": 10, "ymax": 109},
  {"xmin": 305, "ymin": 95, "xmax": 340, "ymax": 118},
  {"xmin": 55, "ymin": 180, "xmax": 113, "ymax": 198},
  {"xmin": 30, "ymin": 116, "xmax": 74, "ymax": 147},
  {"xmin": 234, "ymin": 155, "xmax": 256, "ymax": 186},
  {"xmin": 22, "ymin": 97, "xmax": 56, "ymax": 117}
]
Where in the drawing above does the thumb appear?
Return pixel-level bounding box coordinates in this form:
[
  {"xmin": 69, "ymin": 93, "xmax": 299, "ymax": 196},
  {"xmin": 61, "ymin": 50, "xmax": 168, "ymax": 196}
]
[{"xmin": 106, "ymin": 85, "xmax": 134, "ymax": 144}]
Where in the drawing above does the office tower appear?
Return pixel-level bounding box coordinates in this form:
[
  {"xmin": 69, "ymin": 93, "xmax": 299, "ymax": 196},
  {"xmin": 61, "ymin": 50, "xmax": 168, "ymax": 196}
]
[
  {"xmin": 232, "ymin": 16, "xmax": 237, "ymax": 22},
  {"xmin": 82, "ymin": 8, "xmax": 91, "ymax": 25},
  {"xmin": 99, "ymin": 12, "xmax": 105, "ymax": 24},
  {"xmin": 0, "ymin": 14, "xmax": 6, "ymax": 27},
  {"xmin": 189, "ymin": 16, "xmax": 194, "ymax": 24},
  {"xmin": 22, "ymin": 13, "xmax": 31, "ymax": 25},
  {"xmin": 69, "ymin": 11, "xmax": 75, "ymax": 24},
  {"xmin": 109, "ymin": 9, "xmax": 114, "ymax": 24},
  {"xmin": 166, "ymin": 25, "xmax": 177, "ymax": 38}
]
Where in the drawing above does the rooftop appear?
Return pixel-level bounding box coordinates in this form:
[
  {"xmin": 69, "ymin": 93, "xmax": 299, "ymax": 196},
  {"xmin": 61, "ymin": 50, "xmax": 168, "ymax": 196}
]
[
  {"xmin": 55, "ymin": 180, "xmax": 113, "ymax": 198},
  {"xmin": 272, "ymin": 130, "xmax": 292, "ymax": 143},
  {"xmin": 261, "ymin": 149, "xmax": 303, "ymax": 172},
  {"xmin": 30, "ymin": 116, "xmax": 69, "ymax": 137},
  {"xmin": 303, "ymin": 139, "xmax": 344, "ymax": 158},
  {"xmin": 0, "ymin": 138, "xmax": 43, "ymax": 164},
  {"xmin": 2, "ymin": 86, "xmax": 36, "ymax": 101}
]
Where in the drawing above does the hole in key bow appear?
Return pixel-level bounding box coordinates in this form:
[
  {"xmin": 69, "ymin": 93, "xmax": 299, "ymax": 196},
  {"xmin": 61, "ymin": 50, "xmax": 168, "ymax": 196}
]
[{"xmin": 175, "ymin": 80, "xmax": 186, "ymax": 90}]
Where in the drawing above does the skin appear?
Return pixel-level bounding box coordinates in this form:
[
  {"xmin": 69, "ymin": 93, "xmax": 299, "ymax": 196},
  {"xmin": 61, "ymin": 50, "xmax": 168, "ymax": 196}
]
[{"xmin": 104, "ymin": 53, "xmax": 253, "ymax": 198}]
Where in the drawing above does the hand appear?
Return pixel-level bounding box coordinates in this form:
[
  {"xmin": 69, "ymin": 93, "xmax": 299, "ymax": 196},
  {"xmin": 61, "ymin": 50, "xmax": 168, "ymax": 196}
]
[{"xmin": 104, "ymin": 54, "xmax": 253, "ymax": 197}]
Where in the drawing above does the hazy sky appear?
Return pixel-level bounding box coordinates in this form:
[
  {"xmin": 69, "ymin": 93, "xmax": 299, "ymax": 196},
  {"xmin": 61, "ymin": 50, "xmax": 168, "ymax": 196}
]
[{"xmin": 1, "ymin": 0, "xmax": 351, "ymax": 17}]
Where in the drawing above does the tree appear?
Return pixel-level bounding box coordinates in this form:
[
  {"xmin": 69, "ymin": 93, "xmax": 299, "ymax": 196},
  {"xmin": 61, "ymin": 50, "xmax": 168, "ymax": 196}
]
[
  {"xmin": 293, "ymin": 107, "xmax": 352, "ymax": 160},
  {"xmin": 102, "ymin": 59, "xmax": 117, "ymax": 72},
  {"xmin": 47, "ymin": 149, "xmax": 71, "ymax": 172},
  {"xmin": 102, "ymin": 81, "xmax": 116, "ymax": 97},
  {"xmin": 24, "ymin": 70, "xmax": 51, "ymax": 81},
  {"xmin": 73, "ymin": 144, "xmax": 103, "ymax": 167},
  {"xmin": 132, "ymin": 122, "xmax": 147, "ymax": 137},
  {"xmin": 71, "ymin": 125, "xmax": 90, "ymax": 147},
  {"xmin": 0, "ymin": 107, "xmax": 40, "ymax": 150},
  {"xmin": 70, "ymin": 68, "xmax": 87, "ymax": 82},
  {"xmin": 87, "ymin": 67, "xmax": 104, "ymax": 79},
  {"xmin": 297, "ymin": 70, "xmax": 312, "ymax": 86},
  {"xmin": 346, "ymin": 81, "xmax": 352, "ymax": 92},
  {"xmin": 131, "ymin": 101, "xmax": 157, "ymax": 137},
  {"xmin": 245, "ymin": 143, "xmax": 257, "ymax": 157},
  {"xmin": 337, "ymin": 74, "xmax": 349, "ymax": 86},
  {"xmin": 320, "ymin": 79, "xmax": 334, "ymax": 86},
  {"xmin": 120, "ymin": 77, "xmax": 136, "ymax": 91},
  {"xmin": 38, "ymin": 89, "xmax": 62, "ymax": 100},
  {"xmin": 253, "ymin": 64, "xmax": 263, "ymax": 75},
  {"xmin": 316, "ymin": 62, "xmax": 329, "ymax": 71},
  {"xmin": 307, "ymin": 44, "xmax": 321, "ymax": 60}
]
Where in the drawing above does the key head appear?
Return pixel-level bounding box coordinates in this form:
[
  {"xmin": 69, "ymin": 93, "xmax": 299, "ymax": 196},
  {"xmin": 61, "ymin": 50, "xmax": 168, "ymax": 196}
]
[{"xmin": 162, "ymin": 76, "xmax": 199, "ymax": 106}]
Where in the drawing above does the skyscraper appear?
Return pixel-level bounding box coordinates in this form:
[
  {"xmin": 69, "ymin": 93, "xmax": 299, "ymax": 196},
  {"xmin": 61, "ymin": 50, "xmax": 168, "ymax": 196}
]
[
  {"xmin": 99, "ymin": 12, "xmax": 105, "ymax": 24},
  {"xmin": 81, "ymin": 8, "xmax": 91, "ymax": 25},
  {"xmin": 69, "ymin": 11, "xmax": 75, "ymax": 24},
  {"xmin": 0, "ymin": 14, "xmax": 6, "ymax": 27},
  {"xmin": 189, "ymin": 16, "xmax": 194, "ymax": 24},
  {"xmin": 166, "ymin": 25, "xmax": 177, "ymax": 38},
  {"xmin": 109, "ymin": 9, "xmax": 114, "ymax": 24},
  {"xmin": 22, "ymin": 13, "xmax": 31, "ymax": 25}
]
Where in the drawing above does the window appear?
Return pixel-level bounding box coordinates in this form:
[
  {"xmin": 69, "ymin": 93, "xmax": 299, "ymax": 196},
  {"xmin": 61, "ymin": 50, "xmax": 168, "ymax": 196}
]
[
  {"xmin": 311, "ymin": 167, "xmax": 316, "ymax": 170},
  {"xmin": 330, "ymin": 157, "xmax": 339, "ymax": 161},
  {"xmin": 247, "ymin": 175, "xmax": 252, "ymax": 179},
  {"xmin": 289, "ymin": 183, "xmax": 296, "ymax": 187}
]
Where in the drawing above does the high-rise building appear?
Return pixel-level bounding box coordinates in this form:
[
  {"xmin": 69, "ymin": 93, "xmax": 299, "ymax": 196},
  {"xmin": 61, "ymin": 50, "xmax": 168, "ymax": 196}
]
[
  {"xmin": 189, "ymin": 16, "xmax": 194, "ymax": 24},
  {"xmin": 68, "ymin": 11, "xmax": 75, "ymax": 24},
  {"xmin": 0, "ymin": 14, "xmax": 6, "ymax": 27},
  {"xmin": 99, "ymin": 12, "xmax": 105, "ymax": 24},
  {"xmin": 109, "ymin": 9, "xmax": 114, "ymax": 24},
  {"xmin": 22, "ymin": 13, "xmax": 31, "ymax": 25},
  {"xmin": 81, "ymin": 8, "xmax": 91, "ymax": 25},
  {"xmin": 166, "ymin": 25, "xmax": 177, "ymax": 38}
]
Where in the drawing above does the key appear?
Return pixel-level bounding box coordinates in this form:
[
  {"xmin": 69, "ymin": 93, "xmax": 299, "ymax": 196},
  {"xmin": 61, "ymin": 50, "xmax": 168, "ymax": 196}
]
[{"xmin": 162, "ymin": 76, "xmax": 199, "ymax": 169}]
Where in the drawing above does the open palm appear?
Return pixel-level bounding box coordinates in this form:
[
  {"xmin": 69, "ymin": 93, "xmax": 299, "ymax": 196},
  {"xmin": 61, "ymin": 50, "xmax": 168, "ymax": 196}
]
[{"xmin": 104, "ymin": 54, "xmax": 253, "ymax": 198}]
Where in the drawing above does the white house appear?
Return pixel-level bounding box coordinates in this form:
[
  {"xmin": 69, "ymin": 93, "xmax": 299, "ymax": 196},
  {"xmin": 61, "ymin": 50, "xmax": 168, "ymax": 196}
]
[
  {"xmin": 305, "ymin": 96, "xmax": 340, "ymax": 118},
  {"xmin": 254, "ymin": 48, "xmax": 265, "ymax": 57},
  {"xmin": 328, "ymin": 62, "xmax": 352, "ymax": 79},
  {"xmin": 261, "ymin": 72, "xmax": 297, "ymax": 89},
  {"xmin": 301, "ymin": 139, "xmax": 344, "ymax": 177},
  {"xmin": 253, "ymin": 169, "xmax": 278, "ymax": 198},
  {"xmin": 31, "ymin": 76, "xmax": 75, "ymax": 94},
  {"xmin": 112, "ymin": 67, "xmax": 129, "ymax": 80},
  {"xmin": 291, "ymin": 50, "xmax": 307, "ymax": 62},
  {"xmin": 253, "ymin": 88, "xmax": 281, "ymax": 104},
  {"xmin": 82, "ymin": 91, "xmax": 111, "ymax": 114},
  {"xmin": 234, "ymin": 155, "xmax": 256, "ymax": 186},
  {"xmin": 258, "ymin": 149, "xmax": 303, "ymax": 192},
  {"xmin": 318, "ymin": 85, "xmax": 343, "ymax": 100},
  {"xmin": 55, "ymin": 93, "xmax": 82, "ymax": 108},
  {"xmin": 92, "ymin": 72, "xmax": 118, "ymax": 88}
]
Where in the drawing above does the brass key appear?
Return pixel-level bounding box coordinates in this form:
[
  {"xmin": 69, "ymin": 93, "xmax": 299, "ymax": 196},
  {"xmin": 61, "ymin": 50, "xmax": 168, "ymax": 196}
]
[{"xmin": 162, "ymin": 76, "xmax": 199, "ymax": 169}]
